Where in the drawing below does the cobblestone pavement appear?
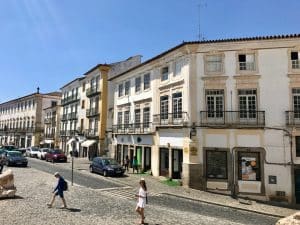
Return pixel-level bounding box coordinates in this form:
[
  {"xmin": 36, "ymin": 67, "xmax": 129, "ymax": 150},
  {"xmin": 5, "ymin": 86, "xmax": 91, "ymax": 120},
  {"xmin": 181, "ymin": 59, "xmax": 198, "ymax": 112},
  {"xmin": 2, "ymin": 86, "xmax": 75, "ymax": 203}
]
[
  {"xmin": 0, "ymin": 166, "xmax": 279, "ymax": 225},
  {"xmin": 52, "ymin": 157, "xmax": 297, "ymax": 217}
]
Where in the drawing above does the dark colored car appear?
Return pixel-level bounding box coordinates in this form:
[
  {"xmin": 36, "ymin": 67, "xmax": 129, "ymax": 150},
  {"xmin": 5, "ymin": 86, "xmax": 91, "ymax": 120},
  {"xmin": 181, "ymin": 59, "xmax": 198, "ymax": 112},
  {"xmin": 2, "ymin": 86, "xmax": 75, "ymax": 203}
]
[
  {"xmin": 4, "ymin": 151, "xmax": 28, "ymax": 167},
  {"xmin": 89, "ymin": 157, "xmax": 125, "ymax": 177},
  {"xmin": 45, "ymin": 149, "xmax": 67, "ymax": 163}
]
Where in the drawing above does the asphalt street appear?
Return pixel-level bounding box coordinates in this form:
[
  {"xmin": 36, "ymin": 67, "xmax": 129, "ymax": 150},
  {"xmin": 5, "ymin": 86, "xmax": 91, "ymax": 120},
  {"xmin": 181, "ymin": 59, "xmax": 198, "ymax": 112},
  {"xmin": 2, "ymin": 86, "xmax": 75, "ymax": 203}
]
[{"xmin": 27, "ymin": 158, "xmax": 279, "ymax": 225}]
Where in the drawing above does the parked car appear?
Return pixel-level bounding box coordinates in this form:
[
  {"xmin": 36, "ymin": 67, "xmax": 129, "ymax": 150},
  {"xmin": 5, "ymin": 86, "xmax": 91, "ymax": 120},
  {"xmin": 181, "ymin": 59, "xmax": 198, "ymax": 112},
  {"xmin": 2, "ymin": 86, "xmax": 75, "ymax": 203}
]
[
  {"xmin": 45, "ymin": 149, "xmax": 67, "ymax": 163},
  {"xmin": 37, "ymin": 148, "xmax": 49, "ymax": 160},
  {"xmin": 0, "ymin": 145, "xmax": 17, "ymax": 151},
  {"xmin": 26, "ymin": 147, "xmax": 40, "ymax": 158},
  {"xmin": 89, "ymin": 157, "xmax": 125, "ymax": 177},
  {"xmin": 4, "ymin": 151, "xmax": 28, "ymax": 167}
]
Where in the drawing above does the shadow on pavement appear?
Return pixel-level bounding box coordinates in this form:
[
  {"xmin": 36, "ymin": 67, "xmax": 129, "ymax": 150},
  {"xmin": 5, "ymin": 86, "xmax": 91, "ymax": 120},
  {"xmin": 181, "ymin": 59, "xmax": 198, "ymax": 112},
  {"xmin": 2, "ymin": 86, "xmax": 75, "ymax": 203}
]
[
  {"xmin": 0, "ymin": 195, "xmax": 24, "ymax": 200},
  {"xmin": 66, "ymin": 208, "xmax": 81, "ymax": 213}
]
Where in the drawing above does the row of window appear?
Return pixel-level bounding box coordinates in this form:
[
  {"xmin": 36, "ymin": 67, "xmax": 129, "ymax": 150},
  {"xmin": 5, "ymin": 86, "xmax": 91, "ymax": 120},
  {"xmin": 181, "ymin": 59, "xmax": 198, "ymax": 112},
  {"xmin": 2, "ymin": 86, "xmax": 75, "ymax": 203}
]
[
  {"xmin": 0, "ymin": 99, "xmax": 36, "ymax": 115},
  {"xmin": 118, "ymin": 73, "xmax": 151, "ymax": 97},
  {"xmin": 117, "ymin": 107, "xmax": 150, "ymax": 126},
  {"xmin": 0, "ymin": 120, "xmax": 35, "ymax": 130},
  {"xmin": 205, "ymin": 51, "xmax": 300, "ymax": 74}
]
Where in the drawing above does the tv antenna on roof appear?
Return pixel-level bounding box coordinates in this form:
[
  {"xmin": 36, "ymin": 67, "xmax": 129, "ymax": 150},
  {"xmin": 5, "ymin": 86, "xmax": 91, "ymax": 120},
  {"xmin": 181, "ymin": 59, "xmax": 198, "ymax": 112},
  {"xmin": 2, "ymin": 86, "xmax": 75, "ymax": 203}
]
[{"xmin": 197, "ymin": 0, "xmax": 207, "ymax": 41}]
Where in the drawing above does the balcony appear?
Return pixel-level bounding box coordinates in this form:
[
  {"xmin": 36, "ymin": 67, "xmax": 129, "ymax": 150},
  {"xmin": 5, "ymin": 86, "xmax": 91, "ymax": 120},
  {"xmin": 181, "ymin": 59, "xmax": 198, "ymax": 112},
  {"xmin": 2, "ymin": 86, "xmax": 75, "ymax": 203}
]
[
  {"xmin": 85, "ymin": 129, "xmax": 99, "ymax": 138},
  {"xmin": 86, "ymin": 87, "xmax": 100, "ymax": 98},
  {"xmin": 61, "ymin": 95, "xmax": 80, "ymax": 105},
  {"xmin": 86, "ymin": 108, "xmax": 99, "ymax": 118},
  {"xmin": 239, "ymin": 62, "xmax": 255, "ymax": 71},
  {"xmin": 112, "ymin": 122, "xmax": 153, "ymax": 134},
  {"xmin": 44, "ymin": 118, "xmax": 52, "ymax": 124},
  {"xmin": 61, "ymin": 114, "xmax": 68, "ymax": 121},
  {"xmin": 199, "ymin": 111, "xmax": 265, "ymax": 127},
  {"xmin": 286, "ymin": 111, "xmax": 300, "ymax": 126},
  {"xmin": 292, "ymin": 60, "xmax": 300, "ymax": 69},
  {"xmin": 68, "ymin": 112, "xmax": 78, "ymax": 120},
  {"xmin": 45, "ymin": 133, "xmax": 55, "ymax": 139},
  {"xmin": 60, "ymin": 130, "xmax": 77, "ymax": 137},
  {"xmin": 153, "ymin": 112, "xmax": 189, "ymax": 126}
]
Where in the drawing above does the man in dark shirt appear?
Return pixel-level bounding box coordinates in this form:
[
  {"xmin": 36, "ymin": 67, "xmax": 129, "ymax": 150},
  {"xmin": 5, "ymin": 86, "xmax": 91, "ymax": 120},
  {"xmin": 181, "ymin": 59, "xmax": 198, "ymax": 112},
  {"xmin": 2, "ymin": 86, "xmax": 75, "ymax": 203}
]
[{"xmin": 47, "ymin": 172, "xmax": 67, "ymax": 208}]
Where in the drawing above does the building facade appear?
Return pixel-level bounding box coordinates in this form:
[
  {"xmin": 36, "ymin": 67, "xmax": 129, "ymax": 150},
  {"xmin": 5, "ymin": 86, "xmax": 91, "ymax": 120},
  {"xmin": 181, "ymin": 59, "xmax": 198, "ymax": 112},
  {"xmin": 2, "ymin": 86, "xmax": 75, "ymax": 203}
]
[
  {"xmin": 0, "ymin": 89, "xmax": 61, "ymax": 148},
  {"xmin": 59, "ymin": 56, "xmax": 142, "ymax": 158},
  {"xmin": 110, "ymin": 34, "xmax": 300, "ymax": 204},
  {"xmin": 43, "ymin": 100, "xmax": 61, "ymax": 148}
]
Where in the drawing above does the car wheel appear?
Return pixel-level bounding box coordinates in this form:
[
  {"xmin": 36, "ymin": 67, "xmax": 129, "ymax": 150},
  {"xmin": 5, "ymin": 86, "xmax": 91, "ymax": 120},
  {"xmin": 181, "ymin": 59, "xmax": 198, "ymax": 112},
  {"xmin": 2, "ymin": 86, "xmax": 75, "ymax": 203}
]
[
  {"xmin": 103, "ymin": 170, "xmax": 108, "ymax": 177},
  {"xmin": 89, "ymin": 166, "xmax": 94, "ymax": 173}
]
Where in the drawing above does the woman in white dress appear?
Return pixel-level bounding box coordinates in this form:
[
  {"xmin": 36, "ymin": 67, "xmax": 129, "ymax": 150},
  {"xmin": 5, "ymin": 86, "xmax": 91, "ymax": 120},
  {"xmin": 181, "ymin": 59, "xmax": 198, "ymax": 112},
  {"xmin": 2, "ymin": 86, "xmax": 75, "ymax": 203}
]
[{"xmin": 135, "ymin": 178, "xmax": 147, "ymax": 224}]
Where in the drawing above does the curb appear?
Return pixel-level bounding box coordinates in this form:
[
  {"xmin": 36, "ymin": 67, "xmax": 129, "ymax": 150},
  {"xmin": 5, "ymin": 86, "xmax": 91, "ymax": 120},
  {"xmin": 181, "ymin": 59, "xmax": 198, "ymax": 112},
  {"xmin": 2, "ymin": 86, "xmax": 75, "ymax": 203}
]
[{"xmin": 161, "ymin": 193, "xmax": 284, "ymax": 219}]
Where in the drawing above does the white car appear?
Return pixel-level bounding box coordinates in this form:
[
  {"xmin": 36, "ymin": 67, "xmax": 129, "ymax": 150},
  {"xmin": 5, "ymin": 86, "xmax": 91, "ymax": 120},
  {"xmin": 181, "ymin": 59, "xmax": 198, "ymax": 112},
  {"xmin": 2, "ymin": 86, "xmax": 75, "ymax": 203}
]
[
  {"xmin": 37, "ymin": 148, "xmax": 49, "ymax": 160},
  {"xmin": 27, "ymin": 147, "xmax": 40, "ymax": 158}
]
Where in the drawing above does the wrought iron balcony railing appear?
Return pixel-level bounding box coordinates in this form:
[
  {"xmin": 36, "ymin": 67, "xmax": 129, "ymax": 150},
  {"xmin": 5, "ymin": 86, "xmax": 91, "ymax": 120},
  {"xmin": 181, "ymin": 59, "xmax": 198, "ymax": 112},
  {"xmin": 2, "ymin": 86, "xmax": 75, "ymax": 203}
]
[
  {"xmin": 61, "ymin": 114, "xmax": 68, "ymax": 121},
  {"xmin": 285, "ymin": 111, "xmax": 300, "ymax": 126},
  {"xmin": 86, "ymin": 108, "xmax": 99, "ymax": 118},
  {"xmin": 61, "ymin": 95, "xmax": 80, "ymax": 105},
  {"xmin": 84, "ymin": 129, "xmax": 99, "ymax": 138},
  {"xmin": 86, "ymin": 87, "xmax": 100, "ymax": 97},
  {"xmin": 112, "ymin": 122, "xmax": 153, "ymax": 134},
  {"xmin": 45, "ymin": 133, "xmax": 55, "ymax": 139},
  {"xmin": 68, "ymin": 112, "xmax": 78, "ymax": 120},
  {"xmin": 199, "ymin": 111, "xmax": 265, "ymax": 127},
  {"xmin": 153, "ymin": 112, "xmax": 189, "ymax": 126}
]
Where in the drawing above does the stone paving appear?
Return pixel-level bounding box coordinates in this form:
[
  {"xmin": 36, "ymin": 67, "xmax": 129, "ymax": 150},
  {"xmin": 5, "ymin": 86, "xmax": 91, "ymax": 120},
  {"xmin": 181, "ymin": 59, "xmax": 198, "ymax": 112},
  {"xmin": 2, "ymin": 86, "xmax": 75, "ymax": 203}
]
[
  {"xmin": 58, "ymin": 157, "xmax": 297, "ymax": 218},
  {"xmin": 0, "ymin": 166, "xmax": 278, "ymax": 225}
]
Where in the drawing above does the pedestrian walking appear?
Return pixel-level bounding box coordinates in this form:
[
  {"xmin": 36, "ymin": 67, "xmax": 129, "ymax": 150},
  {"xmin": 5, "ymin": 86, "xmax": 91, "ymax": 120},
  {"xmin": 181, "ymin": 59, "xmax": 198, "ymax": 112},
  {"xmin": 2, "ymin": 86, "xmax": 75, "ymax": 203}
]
[
  {"xmin": 0, "ymin": 154, "xmax": 5, "ymax": 174},
  {"xmin": 135, "ymin": 178, "xmax": 147, "ymax": 225},
  {"xmin": 124, "ymin": 155, "xmax": 130, "ymax": 172},
  {"xmin": 47, "ymin": 172, "xmax": 67, "ymax": 209},
  {"xmin": 132, "ymin": 156, "xmax": 138, "ymax": 174}
]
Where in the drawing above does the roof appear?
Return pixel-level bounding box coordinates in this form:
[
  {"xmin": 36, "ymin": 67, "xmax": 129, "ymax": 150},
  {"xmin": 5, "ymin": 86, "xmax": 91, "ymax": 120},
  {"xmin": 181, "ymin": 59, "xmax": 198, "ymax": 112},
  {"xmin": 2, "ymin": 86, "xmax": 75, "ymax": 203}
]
[
  {"xmin": 60, "ymin": 77, "xmax": 84, "ymax": 89},
  {"xmin": 109, "ymin": 33, "xmax": 300, "ymax": 81}
]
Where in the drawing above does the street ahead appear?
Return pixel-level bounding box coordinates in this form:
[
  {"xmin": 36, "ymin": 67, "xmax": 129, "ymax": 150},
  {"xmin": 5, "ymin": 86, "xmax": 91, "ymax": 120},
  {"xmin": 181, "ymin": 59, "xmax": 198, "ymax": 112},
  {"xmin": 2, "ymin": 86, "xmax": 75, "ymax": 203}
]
[{"xmin": 25, "ymin": 158, "xmax": 279, "ymax": 225}]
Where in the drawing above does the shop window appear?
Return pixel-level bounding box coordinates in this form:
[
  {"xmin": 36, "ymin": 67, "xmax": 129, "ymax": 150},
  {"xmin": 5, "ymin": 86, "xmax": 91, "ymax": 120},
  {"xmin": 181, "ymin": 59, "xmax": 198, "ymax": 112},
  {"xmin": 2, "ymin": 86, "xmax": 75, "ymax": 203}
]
[
  {"xmin": 206, "ymin": 150, "xmax": 228, "ymax": 179},
  {"xmin": 238, "ymin": 152, "xmax": 261, "ymax": 181}
]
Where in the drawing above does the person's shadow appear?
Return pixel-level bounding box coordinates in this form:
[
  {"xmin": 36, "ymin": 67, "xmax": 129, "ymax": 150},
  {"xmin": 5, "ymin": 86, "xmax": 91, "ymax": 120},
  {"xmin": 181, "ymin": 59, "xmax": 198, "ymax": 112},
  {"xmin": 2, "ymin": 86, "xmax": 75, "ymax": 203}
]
[{"xmin": 63, "ymin": 207, "xmax": 81, "ymax": 213}]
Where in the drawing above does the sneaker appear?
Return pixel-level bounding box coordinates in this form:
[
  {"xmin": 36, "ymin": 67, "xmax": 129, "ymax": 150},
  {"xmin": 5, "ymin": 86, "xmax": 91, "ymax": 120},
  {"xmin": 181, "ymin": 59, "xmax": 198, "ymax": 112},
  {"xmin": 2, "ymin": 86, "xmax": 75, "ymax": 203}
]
[{"xmin": 47, "ymin": 203, "xmax": 52, "ymax": 208}]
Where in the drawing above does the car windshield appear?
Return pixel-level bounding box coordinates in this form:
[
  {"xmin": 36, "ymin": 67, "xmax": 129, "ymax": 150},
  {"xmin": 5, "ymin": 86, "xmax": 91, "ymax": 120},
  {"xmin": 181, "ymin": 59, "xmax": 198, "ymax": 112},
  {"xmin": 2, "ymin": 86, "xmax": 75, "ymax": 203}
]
[
  {"xmin": 41, "ymin": 149, "xmax": 49, "ymax": 152},
  {"xmin": 53, "ymin": 150, "xmax": 62, "ymax": 154},
  {"xmin": 8, "ymin": 152, "xmax": 22, "ymax": 157},
  {"xmin": 31, "ymin": 147, "xmax": 39, "ymax": 152},
  {"xmin": 102, "ymin": 158, "xmax": 118, "ymax": 165}
]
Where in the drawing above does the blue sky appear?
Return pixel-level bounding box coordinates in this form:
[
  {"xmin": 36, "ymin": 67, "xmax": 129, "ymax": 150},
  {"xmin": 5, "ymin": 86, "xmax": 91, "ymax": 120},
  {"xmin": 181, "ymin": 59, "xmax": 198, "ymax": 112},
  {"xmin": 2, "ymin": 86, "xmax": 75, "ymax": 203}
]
[{"xmin": 0, "ymin": 0, "xmax": 299, "ymax": 102}]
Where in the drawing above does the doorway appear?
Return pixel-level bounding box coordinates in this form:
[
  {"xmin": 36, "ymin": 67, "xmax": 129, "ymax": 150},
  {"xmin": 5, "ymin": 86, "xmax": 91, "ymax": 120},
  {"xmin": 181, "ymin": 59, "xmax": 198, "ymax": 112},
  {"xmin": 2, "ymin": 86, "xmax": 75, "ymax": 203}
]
[
  {"xmin": 159, "ymin": 148, "xmax": 169, "ymax": 176},
  {"xmin": 172, "ymin": 149, "xmax": 183, "ymax": 179},
  {"xmin": 295, "ymin": 169, "xmax": 300, "ymax": 204},
  {"xmin": 144, "ymin": 147, "xmax": 151, "ymax": 171}
]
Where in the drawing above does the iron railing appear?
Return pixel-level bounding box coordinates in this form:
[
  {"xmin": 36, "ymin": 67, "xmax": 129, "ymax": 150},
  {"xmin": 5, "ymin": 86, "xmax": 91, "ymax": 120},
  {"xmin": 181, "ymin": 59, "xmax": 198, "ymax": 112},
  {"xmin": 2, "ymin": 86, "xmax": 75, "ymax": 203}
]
[
  {"xmin": 86, "ymin": 87, "xmax": 100, "ymax": 97},
  {"xmin": 85, "ymin": 129, "xmax": 99, "ymax": 137},
  {"xmin": 153, "ymin": 112, "xmax": 189, "ymax": 126},
  {"xmin": 112, "ymin": 122, "xmax": 153, "ymax": 134},
  {"xmin": 286, "ymin": 111, "xmax": 300, "ymax": 125},
  {"xmin": 86, "ymin": 108, "xmax": 99, "ymax": 117},
  {"xmin": 199, "ymin": 111, "xmax": 265, "ymax": 127},
  {"xmin": 61, "ymin": 95, "xmax": 80, "ymax": 105},
  {"xmin": 68, "ymin": 112, "xmax": 78, "ymax": 120}
]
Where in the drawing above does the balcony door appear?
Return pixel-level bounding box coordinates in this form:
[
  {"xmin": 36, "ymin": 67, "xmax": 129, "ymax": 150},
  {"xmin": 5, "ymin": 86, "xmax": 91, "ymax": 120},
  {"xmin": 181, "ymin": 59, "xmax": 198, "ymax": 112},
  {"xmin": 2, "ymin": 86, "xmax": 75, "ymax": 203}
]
[
  {"xmin": 206, "ymin": 90, "xmax": 224, "ymax": 123},
  {"xmin": 160, "ymin": 95, "xmax": 169, "ymax": 124},
  {"xmin": 293, "ymin": 88, "xmax": 300, "ymax": 120},
  {"xmin": 172, "ymin": 92, "xmax": 182, "ymax": 124},
  {"xmin": 238, "ymin": 89, "xmax": 257, "ymax": 122}
]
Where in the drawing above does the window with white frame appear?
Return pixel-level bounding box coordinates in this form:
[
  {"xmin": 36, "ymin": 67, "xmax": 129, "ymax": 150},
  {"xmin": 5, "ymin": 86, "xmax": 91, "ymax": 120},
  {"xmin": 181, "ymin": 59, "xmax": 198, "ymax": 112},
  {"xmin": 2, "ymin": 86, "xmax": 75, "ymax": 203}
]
[
  {"xmin": 118, "ymin": 83, "xmax": 124, "ymax": 97},
  {"xmin": 160, "ymin": 95, "xmax": 169, "ymax": 119},
  {"xmin": 205, "ymin": 55, "xmax": 223, "ymax": 73},
  {"xmin": 172, "ymin": 92, "xmax": 182, "ymax": 119},
  {"xmin": 135, "ymin": 77, "xmax": 141, "ymax": 93},
  {"xmin": 143, "ymin": 107, "xmax": 150, "ymax": 128},
  {"xmin": 124, "ymin": 111, "xmax": 130, "ymax": 128},
  {"xmin": 117, "ymin": 112, "xmax": 123, "ymax": 127},
  {"xmin": 125, "ymin": 80, "xmax": 130, "ymax": 95},
  {"xmin": 238, "ymin": 53, "xmax": 255, "ymax": 71},
  {"xmin": 238, "ymin": 89, "xmax": 257, "ymax": 119},
  {"xmin": 291, "ymin": 51, "xmax": 300, "ymax": 69},
  {"xmin": 161, "ymin": 66, "xmax": 169, "ymax": 81},
  {"xmin": 174, "ymin": 59, "xmax": 183, "ymax": 76},
  {"xmin": 135, "ymin": 109, "xmax": 141, "ymax": 126},
  {"xmin": 144, "ymin": 73, "xmax": 150, "ymax": 90},
  {"xmin": 292, "ymin": 88, "xmax": 300, "ymax": 118},
  {"xmin": 206, "ymin": 90, "xmax": 224, "ymax": 118}
]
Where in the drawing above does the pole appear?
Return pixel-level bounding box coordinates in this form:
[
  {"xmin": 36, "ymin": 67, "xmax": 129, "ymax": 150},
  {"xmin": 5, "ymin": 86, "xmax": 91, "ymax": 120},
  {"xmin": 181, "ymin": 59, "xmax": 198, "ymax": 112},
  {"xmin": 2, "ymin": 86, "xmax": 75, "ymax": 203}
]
[{"xmin": 71, "ymin": 154, "xmax": 74, "ymax": 186}]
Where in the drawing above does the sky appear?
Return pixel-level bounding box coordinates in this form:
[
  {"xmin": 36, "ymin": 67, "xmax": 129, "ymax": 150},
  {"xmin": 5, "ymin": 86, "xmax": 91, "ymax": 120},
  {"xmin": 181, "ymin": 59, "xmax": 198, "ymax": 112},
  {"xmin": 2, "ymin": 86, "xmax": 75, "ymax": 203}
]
[{"xmin": 0, "ymin": 0, "xmax": 299, "ymax": 103}]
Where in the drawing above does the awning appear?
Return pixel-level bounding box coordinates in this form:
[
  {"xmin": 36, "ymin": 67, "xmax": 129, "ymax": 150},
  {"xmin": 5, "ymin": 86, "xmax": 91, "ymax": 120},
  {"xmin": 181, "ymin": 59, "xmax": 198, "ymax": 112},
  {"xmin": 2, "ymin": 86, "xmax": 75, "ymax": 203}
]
[
  {"xmin": 45, "ymin": 140, "xmax": 54, "ymax": 144},
  {"xmin": 67, "ymin": 138, "xmax": 76, "ymax": 145},
  {"xmin": 81, "ymin": 140, "xmax": 96, "ymax": 147}
]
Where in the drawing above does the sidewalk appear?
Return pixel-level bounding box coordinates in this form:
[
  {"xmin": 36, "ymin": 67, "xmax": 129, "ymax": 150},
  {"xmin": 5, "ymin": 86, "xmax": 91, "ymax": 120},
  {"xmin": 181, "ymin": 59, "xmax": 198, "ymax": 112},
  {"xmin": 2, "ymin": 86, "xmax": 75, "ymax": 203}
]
[{"xmin": 59, "ymin": 157, "xmax": 297, "ymax": 218}]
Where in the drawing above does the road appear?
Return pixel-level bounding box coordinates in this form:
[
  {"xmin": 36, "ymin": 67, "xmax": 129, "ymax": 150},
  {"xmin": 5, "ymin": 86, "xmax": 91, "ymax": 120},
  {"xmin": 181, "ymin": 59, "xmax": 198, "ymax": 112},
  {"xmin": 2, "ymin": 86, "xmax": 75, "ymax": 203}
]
[{"xmin": 27, "ymin": 158, "xmax": 279, "ymax": 225}]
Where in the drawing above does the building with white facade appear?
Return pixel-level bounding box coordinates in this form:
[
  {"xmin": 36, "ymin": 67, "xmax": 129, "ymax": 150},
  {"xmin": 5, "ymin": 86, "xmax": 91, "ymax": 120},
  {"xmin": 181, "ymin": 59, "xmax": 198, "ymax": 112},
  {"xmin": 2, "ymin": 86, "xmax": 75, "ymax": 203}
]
[
  {"xmin": 59, "ymin": 56, "xmax": 141, "ymax": 158},
  {"xmin": 0, "ymin": 89, "xmax": 61, "ymax": 148},
  {"xmin": 110, "ymin": 34, "xmax": 300, "ymax": 205}
]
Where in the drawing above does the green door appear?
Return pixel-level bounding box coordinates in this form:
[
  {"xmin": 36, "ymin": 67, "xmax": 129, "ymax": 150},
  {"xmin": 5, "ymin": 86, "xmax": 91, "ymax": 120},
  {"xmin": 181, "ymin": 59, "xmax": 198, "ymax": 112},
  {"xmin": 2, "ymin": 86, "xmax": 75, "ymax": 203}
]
[{"xmin": 136, "ymin": 146, "xmax": 142, "ymax": 166}]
